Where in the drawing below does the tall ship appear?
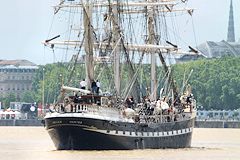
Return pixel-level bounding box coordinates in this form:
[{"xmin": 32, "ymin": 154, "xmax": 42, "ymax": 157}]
[{"xmin": 43, "ymin": 0, "xmax": 199, "ymax": 150}]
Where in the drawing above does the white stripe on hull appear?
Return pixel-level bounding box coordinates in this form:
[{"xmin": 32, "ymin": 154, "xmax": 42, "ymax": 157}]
[{"xmin": 83, "ymin": 127, "xmax": 193, "ymax": 138}]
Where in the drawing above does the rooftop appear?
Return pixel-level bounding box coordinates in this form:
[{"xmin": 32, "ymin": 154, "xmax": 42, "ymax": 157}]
[
  {"xmin": 197, "ymin": 40, "xmax": 240, "ymax": 58},
  {"xmin": 0, "ymin": 60, "xmax": 38, "ymax": 69}
]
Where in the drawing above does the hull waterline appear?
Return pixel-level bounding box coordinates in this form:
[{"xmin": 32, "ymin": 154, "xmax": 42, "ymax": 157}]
[{"xmin": 45, "ymin": 116, "xmax": 195, "ymax": 150}]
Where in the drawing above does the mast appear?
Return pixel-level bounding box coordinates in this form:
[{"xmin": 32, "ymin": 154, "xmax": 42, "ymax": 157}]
[
  {"xmin": 147, "ymin": 0, "xmax": 157, "ymax": 101},
  {"xmin": 83, "ymin": 2, "xmax": 94, "ymax": 88},
  {"xmin": 44, "ymin": 0, "xmax": 198, "ymax": 101},
  {"xmin": 111, "ymin": 4, "xmax": 121, "ymax": 96}
]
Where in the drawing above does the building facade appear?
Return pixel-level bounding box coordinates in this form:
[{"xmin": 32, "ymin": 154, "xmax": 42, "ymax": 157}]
[{"xmin": 0, "ymin": 60, "xmax": 38, "ymax": 100}]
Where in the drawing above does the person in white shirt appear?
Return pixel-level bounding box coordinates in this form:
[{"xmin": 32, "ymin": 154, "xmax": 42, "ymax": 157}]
[
  {"xmin": 161, "ymin": 96, "xmax": 169, "ymax": 110},
  {"xmin": 80, "ymin": 79, "xmax": 87, "ymax": 89},
  {"xmin": 96, "ymin": 80, "xmax": 100, "ymax": 94}
]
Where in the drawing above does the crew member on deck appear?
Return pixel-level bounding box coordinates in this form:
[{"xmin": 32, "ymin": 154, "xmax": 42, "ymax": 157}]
[
  {"xmin": 96, "ymin": 80, "xmax": 100, "ymax": 94},
  {"xmin": 186, "ymin": 93, "xmax": 193, "ymax": 105},
  {"xmin": 80, "ymin": 79, "xmax": 87, "ymax": 90},
  {"xmin": 91, "ymin": 80, "xmax": 97, "ymax": 94},
  {"xmin": 126, "ymin": 96, "xmax": 134, "ymax": 108},
  {"xmin": 161, "ymin": 96, "xmax": 169, "ymax": 114}
]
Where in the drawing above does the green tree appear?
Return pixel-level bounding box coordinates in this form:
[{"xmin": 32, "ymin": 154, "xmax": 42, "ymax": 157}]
[
  {"xmin": 30, "ymin": 56, "xmax": 240, "ymax": 110},
  {"xmin": 21, "ymin": 91, "xmax": 36, "ymax": 103},
  {"xmin": 2, "ymin": 93, "xmax": 16, "ymax": 109}
]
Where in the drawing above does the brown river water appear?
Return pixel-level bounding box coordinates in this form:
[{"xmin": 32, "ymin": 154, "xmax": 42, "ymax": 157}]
[{"xmin": 0, "ymin": 127, "xmax": 239, "ymax": 160}]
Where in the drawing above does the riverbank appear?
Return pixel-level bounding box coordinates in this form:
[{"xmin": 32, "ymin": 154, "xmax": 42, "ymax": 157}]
[
  {"xmin": 0, "ymin": 119, "xmax": 42, "ymax": 126},
  {"xmin": 195, "ymin": 120, "xmax": 240, "ymax": 128}
]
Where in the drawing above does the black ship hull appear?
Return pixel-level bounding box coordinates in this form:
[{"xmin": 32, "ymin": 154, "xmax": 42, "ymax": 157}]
[{"xmin": 45, "ymin": 116, "xmax": 195, "ymax": 150}]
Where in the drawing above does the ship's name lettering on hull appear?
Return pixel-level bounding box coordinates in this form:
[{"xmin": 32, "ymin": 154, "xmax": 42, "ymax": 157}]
[
  {"xmin": 52, "ymin": 121, "xmax": 62, "ymax": 124},
  {"xmin": 69, "ymin": 121, "xmax": 82, "ymax": 124}
]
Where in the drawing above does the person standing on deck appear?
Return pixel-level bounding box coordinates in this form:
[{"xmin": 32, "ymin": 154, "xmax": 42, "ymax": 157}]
[
  {"xmin": 96, "ymin": 80, "xmax": 100, "ymax": 94},
  {"xmin": 91, "ymin": 80, "xmax": 97, "ymax": 94},
  {"xmin": 80, "ymin": 79, "xmax": 87, "ymax": 90}
]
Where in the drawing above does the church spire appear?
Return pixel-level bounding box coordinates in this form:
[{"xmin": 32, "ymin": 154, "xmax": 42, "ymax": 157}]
[{"xmin": 227, "ymin": 0, "xmax": 235, "ymax": 42}]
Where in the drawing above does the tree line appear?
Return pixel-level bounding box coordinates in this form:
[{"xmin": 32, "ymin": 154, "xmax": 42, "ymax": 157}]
[
  {"xmin": 1, "ymin": 56, "xmax": 239, "ymax": 110},
  {"xmin": 172, "ymin": 56, "xmax": 240, "ymax": 110}
]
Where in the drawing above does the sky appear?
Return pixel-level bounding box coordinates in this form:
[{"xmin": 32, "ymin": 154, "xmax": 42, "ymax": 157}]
[{"xmin": 0, "ymin": 0, "xmax": 239, "ymax": 65}]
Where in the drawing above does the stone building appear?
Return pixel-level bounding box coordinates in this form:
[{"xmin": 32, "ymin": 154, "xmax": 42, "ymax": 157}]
[{"xmin": 0, "ymin": 60, "xmax": 38, "ymax": 100}]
